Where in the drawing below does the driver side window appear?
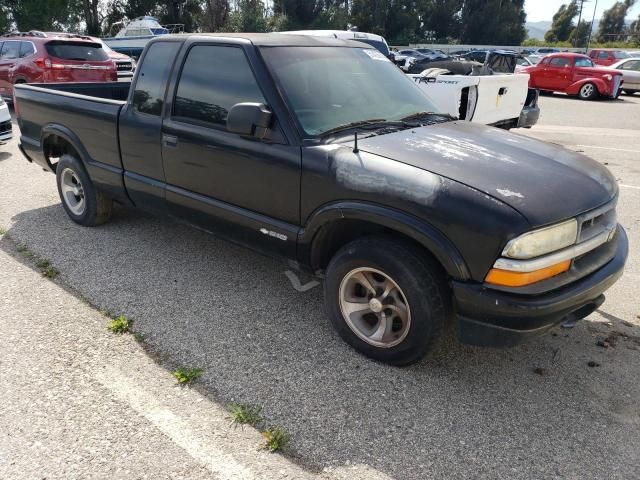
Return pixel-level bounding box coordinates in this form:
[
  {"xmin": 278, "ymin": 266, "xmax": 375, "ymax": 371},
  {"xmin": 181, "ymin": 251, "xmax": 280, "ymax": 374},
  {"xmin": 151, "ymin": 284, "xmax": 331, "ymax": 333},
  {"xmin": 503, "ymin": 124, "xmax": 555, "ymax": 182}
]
[{"xmin": 173, "ymin": 45, "xmax": 266, "ymax": 129}]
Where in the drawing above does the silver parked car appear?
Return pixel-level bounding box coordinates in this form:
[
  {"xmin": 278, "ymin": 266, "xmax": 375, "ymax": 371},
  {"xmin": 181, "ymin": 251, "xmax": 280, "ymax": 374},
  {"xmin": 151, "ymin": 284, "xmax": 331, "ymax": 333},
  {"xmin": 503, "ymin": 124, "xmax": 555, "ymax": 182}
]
[{"xmin": 609, "ymin": 57, "xmax": 640, "ymax": 95}]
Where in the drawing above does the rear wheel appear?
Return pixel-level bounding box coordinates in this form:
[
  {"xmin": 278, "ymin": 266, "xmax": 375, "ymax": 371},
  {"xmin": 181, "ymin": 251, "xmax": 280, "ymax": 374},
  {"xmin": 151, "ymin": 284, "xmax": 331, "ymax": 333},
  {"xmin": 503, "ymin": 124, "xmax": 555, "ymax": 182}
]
[
  {"xmin": 56, "ymin": 154, "xmax": 112, "ymax": 226},
  {"xmin": 624, "ymin": 90, "xmax": 637, "ymax": 96},
  {"xmin": 324, "ymin": 236, "xmax": 451, "ymax": 366},
  {"xmin": 578, "ymin": 82, "xmax": 598, "ymax": 100}
]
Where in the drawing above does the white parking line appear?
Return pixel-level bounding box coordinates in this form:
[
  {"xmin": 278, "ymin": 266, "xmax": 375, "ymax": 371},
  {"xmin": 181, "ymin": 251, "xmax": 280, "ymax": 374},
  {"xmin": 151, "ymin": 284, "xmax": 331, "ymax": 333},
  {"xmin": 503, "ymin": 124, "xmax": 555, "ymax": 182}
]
[
  {"xmin": 620, "ymin": 184, "xmax": 640, "ymax": 190},
  {"xmin": 576, "ymin": 145, "xmax": 640, "ymax": 154}
]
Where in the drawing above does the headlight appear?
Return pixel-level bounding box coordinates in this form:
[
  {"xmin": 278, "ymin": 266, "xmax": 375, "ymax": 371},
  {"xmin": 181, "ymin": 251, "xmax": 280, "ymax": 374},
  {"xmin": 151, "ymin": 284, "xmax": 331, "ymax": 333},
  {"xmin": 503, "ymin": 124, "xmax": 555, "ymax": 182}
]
[{"xmin": 502, "ymin": 219, "xmax": 578, "ymax": 259}]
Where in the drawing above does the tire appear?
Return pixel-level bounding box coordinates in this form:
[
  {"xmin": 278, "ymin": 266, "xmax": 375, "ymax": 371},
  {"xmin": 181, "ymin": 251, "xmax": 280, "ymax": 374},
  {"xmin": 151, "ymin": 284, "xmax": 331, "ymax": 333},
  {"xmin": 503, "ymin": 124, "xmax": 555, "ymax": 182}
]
[
  {"xmin": 324, "ymin": 236, "xmax": 451, "ymax": 366},
  {"xmin": 624, "ymin": 90, "xmax": 637, "ymax": 96},
  {"xmin": 55, "ymin": 154, "xmax": 112, "ymax": 226},
  {"xmin": 578, "ymin": 82, "xmax": 598, "ymax": 100}
]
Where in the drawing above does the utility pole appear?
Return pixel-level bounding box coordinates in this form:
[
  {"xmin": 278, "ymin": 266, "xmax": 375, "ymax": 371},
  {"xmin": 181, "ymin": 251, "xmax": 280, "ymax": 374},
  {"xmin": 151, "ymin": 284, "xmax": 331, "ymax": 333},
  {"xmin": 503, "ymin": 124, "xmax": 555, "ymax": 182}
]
[
  {"xmin": 586, "ymin": 0, "xmax": 598, "ymax": 53},
  {"xmin": 574, "ymin": 0, "xmax": 586, "ymax": 48}
]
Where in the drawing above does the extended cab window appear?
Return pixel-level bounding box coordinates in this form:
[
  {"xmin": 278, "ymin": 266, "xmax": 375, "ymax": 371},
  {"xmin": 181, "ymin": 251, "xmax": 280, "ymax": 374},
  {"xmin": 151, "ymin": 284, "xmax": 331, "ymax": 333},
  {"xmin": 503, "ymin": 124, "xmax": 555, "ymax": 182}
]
[
  {"xmin": 132, "ymin": 41, "xmax": 180, "ymax": 115},
  {"xmin": 598, "ymin": 51, "xmax": 609, "ymax": 59},
  {"xmin": 173, "ymin": 45, "xmax": 265, "ymax": 127}
]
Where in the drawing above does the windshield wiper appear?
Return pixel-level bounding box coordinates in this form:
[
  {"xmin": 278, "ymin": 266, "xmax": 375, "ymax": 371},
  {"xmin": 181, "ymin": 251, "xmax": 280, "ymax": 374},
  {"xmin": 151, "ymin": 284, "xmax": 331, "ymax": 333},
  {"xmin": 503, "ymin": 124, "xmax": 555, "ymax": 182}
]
[
  {"xmin": 320, "ymin": 118, "xmax": 393, "ymax": 137},
  {"xmin": 400, "ymin": 111, "xmax": 446, "ymax": 122}
]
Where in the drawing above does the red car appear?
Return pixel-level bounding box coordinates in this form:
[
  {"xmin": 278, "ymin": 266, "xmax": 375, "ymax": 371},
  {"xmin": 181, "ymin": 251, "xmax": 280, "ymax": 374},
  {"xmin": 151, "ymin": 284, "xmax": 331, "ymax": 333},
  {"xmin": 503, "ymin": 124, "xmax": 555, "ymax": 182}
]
[
  {"xmin": 520, "ymin": 53, "xmax": 623, "ymax": 100},
  {"xmin": 589, "ymin": 49, "xmax": 631, "ymax": 66},
  {"xmin": 0, "ymin": 32, "xmax": 117, "ymax": 100}
]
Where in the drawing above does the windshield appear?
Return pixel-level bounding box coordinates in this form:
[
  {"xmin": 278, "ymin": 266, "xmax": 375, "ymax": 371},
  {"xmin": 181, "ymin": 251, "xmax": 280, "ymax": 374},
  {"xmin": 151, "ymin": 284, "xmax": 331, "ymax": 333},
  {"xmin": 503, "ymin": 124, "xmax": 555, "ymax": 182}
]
[
  {"xmin": 353, "ymin": 38, "xmax": 390, "ymax": 57},
  {"xmin": 613, "ymin": 51, "xmax": 630, "ymax": 59},
  {"xmin": 260, "ymin": 46, "xmax": 440, "ymax": 136}
]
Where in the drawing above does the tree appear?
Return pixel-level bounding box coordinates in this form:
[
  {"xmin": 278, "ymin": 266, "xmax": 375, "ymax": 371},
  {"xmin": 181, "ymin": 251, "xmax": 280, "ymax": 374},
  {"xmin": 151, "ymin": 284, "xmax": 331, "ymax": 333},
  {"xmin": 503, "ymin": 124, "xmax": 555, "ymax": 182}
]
[
  {"xmin": 418, "ymin": 0, "xmax": 463, "ymax": 43},
  {"xmin": 544, "ymin": 1, "xmax": 578, "ymax": 42},
  {"xmin": 80, "ymin": 0, "xmax": 101, "ymax": 35},
  {"xmin": 597, "ymin": 0, "xmax": 636, "ymax": 43},
  {"xmin": 201, "ymin": 0, "xmax": 230, "ymax": 32},
  {"xmin": 0, "ymin": 3, "xmax": 13, "ymax": 33},
  {"xmin": 569, "ymin": 19, "xmax": 590, "ymax": 47},
  {"xmin": 226, "ymin": 0, "xmax": 268, "ymax": 32},
  {"xmin": 460, "ymin": 0, "xmax": 526, "ymax": 45},
  {"xmin": 7, "ymin": 0, "xmax": 75, "ymax": 31}
]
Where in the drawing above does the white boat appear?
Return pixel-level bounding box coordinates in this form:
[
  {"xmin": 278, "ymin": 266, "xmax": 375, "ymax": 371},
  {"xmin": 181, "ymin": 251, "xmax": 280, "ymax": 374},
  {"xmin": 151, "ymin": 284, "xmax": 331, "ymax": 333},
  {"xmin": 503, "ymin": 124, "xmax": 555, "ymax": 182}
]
[{"xmin": 102, "ymin": 16, "xmax": 184, "ymax": 55}]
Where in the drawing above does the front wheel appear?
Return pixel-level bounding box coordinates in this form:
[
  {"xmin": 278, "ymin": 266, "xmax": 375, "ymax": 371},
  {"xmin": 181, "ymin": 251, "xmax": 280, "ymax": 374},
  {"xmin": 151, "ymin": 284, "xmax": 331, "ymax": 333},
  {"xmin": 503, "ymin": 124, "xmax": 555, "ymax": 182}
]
[
  {"xmin": 324, "ymin": 236, "xmax": 451, "ymax": 366},
  {"xmin": 56, "ymin": 154, "xmax": 113, "ymax": 226},
  {"xmin": 578, "ymin": 82, "xmax": 598, "ymax": 100}
]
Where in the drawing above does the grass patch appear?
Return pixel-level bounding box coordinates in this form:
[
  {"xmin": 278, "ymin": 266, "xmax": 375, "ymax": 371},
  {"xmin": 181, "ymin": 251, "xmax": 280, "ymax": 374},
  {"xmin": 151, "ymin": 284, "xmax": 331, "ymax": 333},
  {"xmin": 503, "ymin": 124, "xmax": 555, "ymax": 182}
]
[
  {"xmin": 36, "ymin": 259, "xmax": 58, "ymax": 279},
  {"xmin": 261, "ymin": 426, "xmax": 291, "ymax": 453},
  {"xmin": 229, "ymin": 402, "xmax": 263, "ymax": 427},
  {"xmin": 172, "ymin": 367, "xmax": 203, "ymax": 385},
  {"xmin": 16, "ymin": 244, "xmax": 34, "ymax": 258},
  {"xmin": 107, "ymin": 315, "xmax": 132, "ymax": 334},
  {"xmin": 0, "ymin": 226, "xmax": 6, "ymax": 235}
]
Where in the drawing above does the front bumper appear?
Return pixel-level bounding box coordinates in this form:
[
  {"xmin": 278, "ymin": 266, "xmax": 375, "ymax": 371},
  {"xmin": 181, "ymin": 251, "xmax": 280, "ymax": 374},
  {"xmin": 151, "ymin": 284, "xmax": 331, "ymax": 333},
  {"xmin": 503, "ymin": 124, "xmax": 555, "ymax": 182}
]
[
  {"xmin": 0, "ymin": 118, "xmax": 12, "ymax": 143},
  {"xmin": 453, "ymin": 225, "xmax": 628, "ymax": 347}
]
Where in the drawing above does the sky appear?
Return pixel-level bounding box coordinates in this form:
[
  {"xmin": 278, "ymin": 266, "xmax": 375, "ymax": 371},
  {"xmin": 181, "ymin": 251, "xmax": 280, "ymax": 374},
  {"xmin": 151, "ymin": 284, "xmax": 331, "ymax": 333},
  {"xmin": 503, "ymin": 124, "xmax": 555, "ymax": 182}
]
[{"xmin": 525, "ymin": 0, "xmax": 640, "ymax": 22}]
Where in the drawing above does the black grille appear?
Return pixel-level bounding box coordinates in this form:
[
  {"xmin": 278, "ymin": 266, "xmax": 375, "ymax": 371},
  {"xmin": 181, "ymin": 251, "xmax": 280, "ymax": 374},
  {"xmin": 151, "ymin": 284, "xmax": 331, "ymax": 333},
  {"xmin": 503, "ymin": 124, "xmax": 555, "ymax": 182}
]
[
  {"xmin": 578, "ymin": 205, "xmax": 616, "ymax": 243},
  {"xmin": 0, "ymin": 120, "xmax": 11, "ymax": 134}
]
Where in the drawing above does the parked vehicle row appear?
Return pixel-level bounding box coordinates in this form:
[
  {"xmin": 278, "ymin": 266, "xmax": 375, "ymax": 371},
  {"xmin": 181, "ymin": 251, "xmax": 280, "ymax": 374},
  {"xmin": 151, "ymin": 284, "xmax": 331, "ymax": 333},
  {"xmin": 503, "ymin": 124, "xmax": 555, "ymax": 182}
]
[
  {"xmin": 0, "ymin": 31, "xmax": 137, "ymax": 101},
  {"xmin": 14, "ymin": 33, "xmax": 627, "ymax": 365}
]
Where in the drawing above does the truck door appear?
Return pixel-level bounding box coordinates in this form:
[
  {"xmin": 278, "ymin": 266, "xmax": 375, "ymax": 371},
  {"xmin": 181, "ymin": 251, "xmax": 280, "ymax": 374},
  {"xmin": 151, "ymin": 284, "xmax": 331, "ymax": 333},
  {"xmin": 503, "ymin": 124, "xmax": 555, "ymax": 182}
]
[
  {"xmin": 118, "ymin": 40, "xmax": 181, "ymax": 210},
  {"xmin": 160, "ymin": 43, "xmax": 301, "ymax": 259},
  {"xmin": 545, "ymin": 56, "xmax": 571, "ymax": 90}
]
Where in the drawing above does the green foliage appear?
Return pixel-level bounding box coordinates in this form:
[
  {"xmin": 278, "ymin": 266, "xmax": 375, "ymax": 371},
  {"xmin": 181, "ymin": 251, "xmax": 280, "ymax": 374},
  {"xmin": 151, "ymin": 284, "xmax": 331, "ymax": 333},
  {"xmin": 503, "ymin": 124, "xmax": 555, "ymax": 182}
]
[
  {"xmin": 0, "ymin": 227, "xmax": 6, "ymax": 235},
  {"xmin": 228, "ymin": 402, "xmax": 263, "ymax": 426},
  {"xmin": 545, "ymin": 1, "xmax": 579, "ymax": 43},
  {"xmin": 172, "ymin": 367, "xmax": 203, "ymax": 385},
  {"xmin": 36, "ymin": 259, "xmax": 59, "ymax": 279},
  {"xmin": 569, "ymin": 20, "xmax": 591, "ymax": 48},
  {"xmin": 261, "ymin": 426, "xmax": 291, "ymax": 452},
  {"xmin": 460, "ymin": 0, "xmax": 527, "ymax": 45},
  {"xmin": 597, "ymin": 0, "xmax": 636, "ymax": 43},
  {"xmin": 107, "ymin": 315, "xmax": 132, "ymax": 334}
]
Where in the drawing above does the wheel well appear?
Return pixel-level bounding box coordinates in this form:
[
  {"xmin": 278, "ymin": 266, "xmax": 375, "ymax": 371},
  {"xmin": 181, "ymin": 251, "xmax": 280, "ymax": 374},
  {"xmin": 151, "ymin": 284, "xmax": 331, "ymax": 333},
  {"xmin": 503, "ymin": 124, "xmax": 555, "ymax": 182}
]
[
  {"xmin": 42, "ymin": 135, "xmax": 80, "ymax": 171},
  {"xmin": 310, "ymin": 219, "xmax": 446, "ymax": 277}
]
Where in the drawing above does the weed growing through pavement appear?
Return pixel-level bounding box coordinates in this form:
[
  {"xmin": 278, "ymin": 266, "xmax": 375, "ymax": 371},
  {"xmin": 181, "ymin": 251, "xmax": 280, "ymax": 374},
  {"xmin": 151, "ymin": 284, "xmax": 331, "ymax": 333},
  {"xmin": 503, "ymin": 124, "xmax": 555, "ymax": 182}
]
[
  {"xmin": 0, "ymin": 226, "xmax": 6, "ymax": 235},
  {"xmin": 261, "ymin": 426, "xmax": 291, "ymax": 452},
  {"xmin": 36, "ymin": 259, "xmax": 58, "ymax": 279},
  {"xmin": 16, "ymin": 244, "xmax": 33, "ymax": 257},
  {"xmin": 107, "ymin": 315, "xmax": 132, "ymax": 334},
  {"xmin": 228, "ymin": 402, "xmax": 263, "ymax": 427},
  {"xmin": 172, "ymin": 367, "xmax": 203, "ymax": 385}
]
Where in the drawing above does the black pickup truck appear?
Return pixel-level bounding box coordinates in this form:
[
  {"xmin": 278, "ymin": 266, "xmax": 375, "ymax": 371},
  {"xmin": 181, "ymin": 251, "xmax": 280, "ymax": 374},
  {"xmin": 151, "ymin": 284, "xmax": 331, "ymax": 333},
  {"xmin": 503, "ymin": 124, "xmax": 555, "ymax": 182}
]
[{"xmin": 15, "ymin": 34, "xmax": 627, "ymax": 365}]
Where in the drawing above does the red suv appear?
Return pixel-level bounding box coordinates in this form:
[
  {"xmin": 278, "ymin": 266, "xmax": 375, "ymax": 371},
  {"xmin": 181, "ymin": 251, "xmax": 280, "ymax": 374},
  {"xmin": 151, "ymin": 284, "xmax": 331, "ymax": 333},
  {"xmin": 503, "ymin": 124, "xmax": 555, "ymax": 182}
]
[
  {"xmin": 589, "ymin": 49, "xmax": 631, "ymax": 66},
  {"xmin": 0, "ymin": 31, "xmax": 117, "ymax": 100}
]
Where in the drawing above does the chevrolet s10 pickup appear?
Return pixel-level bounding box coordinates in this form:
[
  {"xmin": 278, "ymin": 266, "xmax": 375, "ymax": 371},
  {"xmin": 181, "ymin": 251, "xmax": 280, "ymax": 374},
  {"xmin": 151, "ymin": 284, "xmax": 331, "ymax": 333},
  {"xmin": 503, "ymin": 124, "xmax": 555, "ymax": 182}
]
[{"xmin": 15, "ymin": 34, "xmax": 627, "ymax": 365}]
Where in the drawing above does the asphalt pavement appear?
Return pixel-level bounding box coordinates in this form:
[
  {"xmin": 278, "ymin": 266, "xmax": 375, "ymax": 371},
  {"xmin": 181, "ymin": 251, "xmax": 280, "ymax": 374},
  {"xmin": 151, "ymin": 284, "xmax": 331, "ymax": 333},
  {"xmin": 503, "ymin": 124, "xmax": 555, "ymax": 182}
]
[{"xmin": 0, "ymin": 94, "xmax": 639, "ymax": 479}]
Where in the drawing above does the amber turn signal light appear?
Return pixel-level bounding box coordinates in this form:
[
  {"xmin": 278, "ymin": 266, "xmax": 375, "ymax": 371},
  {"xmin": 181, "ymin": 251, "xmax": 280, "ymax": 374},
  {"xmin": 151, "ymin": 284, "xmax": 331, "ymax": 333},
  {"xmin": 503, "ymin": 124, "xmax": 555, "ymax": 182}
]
[{"xmin": 485, "ymin": 260, "xmax": 571, "ymax": 287}]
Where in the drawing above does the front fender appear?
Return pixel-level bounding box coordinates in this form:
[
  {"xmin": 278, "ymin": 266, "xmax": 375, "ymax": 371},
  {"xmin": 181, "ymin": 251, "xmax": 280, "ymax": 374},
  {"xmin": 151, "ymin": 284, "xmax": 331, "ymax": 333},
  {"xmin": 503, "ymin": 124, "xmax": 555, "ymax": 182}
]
[
  {"xmin": 566, "ymin": 78, "xmax": 608, "ymax": 95},
  {"xmin": 298, "ymin": 201, "xmax": 471, "ymax": 280}
]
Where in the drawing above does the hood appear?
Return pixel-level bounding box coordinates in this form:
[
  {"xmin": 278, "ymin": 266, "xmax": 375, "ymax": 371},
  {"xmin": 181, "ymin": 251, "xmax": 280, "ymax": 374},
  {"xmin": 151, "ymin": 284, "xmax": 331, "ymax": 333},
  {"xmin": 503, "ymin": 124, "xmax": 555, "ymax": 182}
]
[{"xmin": 345, "ymin": 122, "xmax": 617, "ymax": 227}]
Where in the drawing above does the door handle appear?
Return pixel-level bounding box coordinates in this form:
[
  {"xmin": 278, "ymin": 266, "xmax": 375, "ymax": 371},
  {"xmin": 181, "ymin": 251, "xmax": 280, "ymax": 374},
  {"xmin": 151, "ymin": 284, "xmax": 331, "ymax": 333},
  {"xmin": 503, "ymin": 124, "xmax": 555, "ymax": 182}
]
[{"xmin": 162, "ymin": 134, "xmax": 178, "ymax": 148}]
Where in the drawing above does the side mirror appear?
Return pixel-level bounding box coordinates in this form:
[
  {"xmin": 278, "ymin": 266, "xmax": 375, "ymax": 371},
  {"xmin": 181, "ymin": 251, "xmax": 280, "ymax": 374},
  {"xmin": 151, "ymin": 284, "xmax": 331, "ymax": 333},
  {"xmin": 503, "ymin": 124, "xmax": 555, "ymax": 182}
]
[{"xmin": 226, "ymin": 102, "xmax": 272, "ymax": 138}]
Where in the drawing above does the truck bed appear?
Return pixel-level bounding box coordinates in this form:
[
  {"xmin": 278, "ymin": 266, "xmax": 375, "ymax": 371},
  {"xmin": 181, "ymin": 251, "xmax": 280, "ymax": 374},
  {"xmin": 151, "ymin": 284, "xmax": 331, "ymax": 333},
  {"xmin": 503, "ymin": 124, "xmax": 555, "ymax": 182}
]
[
  {"xmin": 15, "ymin": 81, "xmax": 131, "ymax": 203},
  {"xmin": 15, "ymin": 82, "xmax": 128, "ymax": 171}
]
